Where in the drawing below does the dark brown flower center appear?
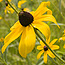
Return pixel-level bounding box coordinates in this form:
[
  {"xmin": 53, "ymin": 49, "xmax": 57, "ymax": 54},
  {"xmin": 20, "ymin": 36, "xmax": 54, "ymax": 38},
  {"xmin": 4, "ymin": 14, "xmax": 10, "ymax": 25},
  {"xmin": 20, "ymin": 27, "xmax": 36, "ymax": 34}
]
[
  {"xmin": 5, "ymin": 2, "xmax": 8, "ymax": 6},
  {"xmin": 44, "ymin": 46, "xmax": 48, "ymax": 51},
  {"xmin": 19, "ymin": 11, "xmax": 34, "ymax": 27}
]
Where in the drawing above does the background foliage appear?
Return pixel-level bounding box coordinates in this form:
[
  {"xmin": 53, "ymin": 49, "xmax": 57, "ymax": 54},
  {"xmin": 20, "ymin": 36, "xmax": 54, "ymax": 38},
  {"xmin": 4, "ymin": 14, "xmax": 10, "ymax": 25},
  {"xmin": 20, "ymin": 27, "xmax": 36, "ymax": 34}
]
[{"xmin": 0, "ymin": 0, "xmax": 65, "ymax": 65}]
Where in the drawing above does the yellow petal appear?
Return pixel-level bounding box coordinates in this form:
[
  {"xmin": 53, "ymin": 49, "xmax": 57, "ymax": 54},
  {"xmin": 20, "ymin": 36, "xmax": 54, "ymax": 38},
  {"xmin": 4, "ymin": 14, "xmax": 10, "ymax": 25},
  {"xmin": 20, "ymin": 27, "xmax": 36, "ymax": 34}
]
[
  {"xmin": 0, "ymin": 17, "xmax": 2, "ymax": 20},
  {"xmin": 51, "ymin": 45, "xmax": 59, "ymax": 50},
  {"xmin": 47, "ymin": 50, "xmax": 55, "ymax": 58},
  {"xmin": 37, "ymin": 50, "xmax": 44, "ymax": 59},
  {"xmin": 40, "ymin": 40, "xmax": 45, "ymax": 47},
  {"xmin": 44, "ymin": 52, "xmax": 47, "ymax": 64},
  {"xmin": 59, "ymin": 37, "xmax": 65, "ymax": 41},
  {"xmin": 0, "ymin": 0, "xmax": 3, "ymax": 2},
  {"xmin": 36, "ymin": 15, "xmax": 60, "ymax": 28},
  {"xmin": 49, "ymin": 39, "xmax": 58, "ymax": 46},
  {"xmin": 46, "ymin": 37, "xmax": 50, "ymax": 44},
  {"xmin": 34, "ymin": 1, "xmax": 50, "ymax": 17},
  {"xmin": 64, "ymin": 30, "xmax": 65, "ymax": 34},
  {"xmin": 19, "ymin": 25, "xmax": 36, "ymax": 58},
  {"xmin": 10, "ymin": 21, "xmax": 22, "ymax": 31},
  {"xmin": 32, "ymin": 21, "xmax": 50, "ymax": 40},
  {"xmin": 0, "ymin": 37, "xmax": 4, "ymax": 42},
  {"xmin": 8, "ymin": 0, "xmax": 11, "ymax": 2},
  {"xmin": 37, "ymin": 46, "xmax": 43, "ymax": 50},
  {"xmin": 18, "ymin": 0, "xmax": 26, "ymax": 8},
  {"xmin": 34, "ymin": 7, "xmax": 52, "ymax": 19},
  {"xmin": 1, "ymin": 26, "xmax": 23, "ymax": 53},
  {"xmin": 63, "ymin": 44, "xmax": 65, "ymax": 48}
]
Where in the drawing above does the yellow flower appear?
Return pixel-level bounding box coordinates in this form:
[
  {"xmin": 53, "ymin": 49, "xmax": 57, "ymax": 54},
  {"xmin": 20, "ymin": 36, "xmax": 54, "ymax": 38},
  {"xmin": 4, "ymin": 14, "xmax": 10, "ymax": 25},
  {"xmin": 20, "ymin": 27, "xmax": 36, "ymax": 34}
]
[
  {"xmin": 2, "ymin": 1, "xmax": 59, "ymax": 58},
  {"xmin": 0, "ymin": 16, "xmax": 2, "ymax": 20},
  {"xmin": 0, "ymin": 0, "xmax": 3, "ymax": 2},
  {"xmin": 0, "ymin": 37, "xmax": 4, "ymax": 42},
  {"xmin": 18, "ymin": 0, "xmax": 26, "ymax": 8},
  {"xmin": 37, "ymin": 39, "xmax": 59, "ymax": 64}
]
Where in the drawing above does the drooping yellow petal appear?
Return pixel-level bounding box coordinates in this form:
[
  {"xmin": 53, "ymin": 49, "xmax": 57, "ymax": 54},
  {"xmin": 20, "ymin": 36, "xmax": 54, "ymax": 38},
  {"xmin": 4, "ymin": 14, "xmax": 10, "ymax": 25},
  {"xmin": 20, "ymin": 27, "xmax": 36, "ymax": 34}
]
[
  {"xmin": 49, "ymin": 39, "xmax": 58, "ymax": 46},
  {"xmin": 63, "ymin": 44, "xmax": 65, "ymax": 48},
  {"xmin": 34, "ymin": 1, "xmax": 50, "ymax": 17},
  {"xmin": 10, "ymin": 21, "xmax": 22, "ymax": 31},
  {"xmin": 44, "ymin": 52, "xmax": 47, "ymax": 64},
  {"xmin": 47, "ymin": 50, "xmax": 55, "ymax": 58},
  {"xmin": 18, "ymin": 0, "xmax": 26, "ymax": 8},
  {"xmin": 32, "ymin": 21, "xmax": 50, "ymax": 40},
  {"xmin": 40, "ymin": 40, "xmax": 45, "ymax": 47},
  {"xmin": 1, "ymin": 26, "xmax": 23, "ymax": 53},
  {"xmin": 37, "ymin": 50, "xmax": 44, "ymax": 59},
  {"xmin": 51, "ymin": 45, "xmax": 59, "ymax": 50},
  {"xmin": 19, "ymin": 25, "xmax": 36, "ymax": 58},
  {"xmin": 36, "ymin": 15, "xmax": 60, "ymax": 28},
  {"xmin": 37, "ymin": 46, "xmax": 43, "ymax": 50}
]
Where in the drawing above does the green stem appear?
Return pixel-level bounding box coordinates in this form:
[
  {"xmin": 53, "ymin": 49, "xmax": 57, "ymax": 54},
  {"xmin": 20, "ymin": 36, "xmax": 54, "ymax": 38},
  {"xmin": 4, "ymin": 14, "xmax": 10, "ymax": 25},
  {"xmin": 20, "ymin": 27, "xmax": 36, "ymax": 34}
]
[
  {"xmin": 0, "ymin": 57, "xmax": 7, "ymax": 65},
  {"xmin": 34, "ymin": 28, "xmax": 65, "ymax": 64},
  {"xmin": 6, "ymin": 0, "xmax": 19, "ymax": 14}
]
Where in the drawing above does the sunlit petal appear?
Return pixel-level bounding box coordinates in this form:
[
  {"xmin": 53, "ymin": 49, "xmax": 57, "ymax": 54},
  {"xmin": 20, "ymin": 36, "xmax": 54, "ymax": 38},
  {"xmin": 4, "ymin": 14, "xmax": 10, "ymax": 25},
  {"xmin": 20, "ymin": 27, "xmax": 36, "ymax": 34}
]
[
  {"xmin": 51, "ymin": 45, "xmax": 59, "ymax": 50},
  {"xmin": 10, "ymin": 21, "xmax": 22, "ymax": 31},
  {"xmin": 59, "ymin": 37, "xmax": 65, "ymax": 42},
  {"xmin": 49, "ymin": 39, "xmax": 58, "ymax": 46},
  {"xmin": 47, "ymin": 50, "xmax": 55, "ymax": 58},
  {"xmin": 32, "ymin": 21, "xmax": 50, "ymax": 40},
  {"xmin": 44, "ymin": 52, "xmax": 47, "ymax": 64},
  {"xmin": 1, "ymin": 26, "xmax": 23, "ymax": 53},
  {"xmin": 35, "ymin": 15, "xmax": 60, "ymax": 28},
  {"xmin": 19, "ymin": 26, "xmax": 36, "ymax": 58},
  {"xmin": 18, "ymin": 0, "xmax": 26, "ymax": 8},
  {"xmin": 37, "ymin": 46, "xmax": 43, "ymax": 50},
  {"xmin": 40, "ymin": 40, "xmax": 45, "ymax": 47},
  {"xmin": 37, "ymin": 50, "xmax": 44, "ymax": 59},
  {"xmin": 34, "ymin": 1, "xmax": 50, "ymax": 17}
]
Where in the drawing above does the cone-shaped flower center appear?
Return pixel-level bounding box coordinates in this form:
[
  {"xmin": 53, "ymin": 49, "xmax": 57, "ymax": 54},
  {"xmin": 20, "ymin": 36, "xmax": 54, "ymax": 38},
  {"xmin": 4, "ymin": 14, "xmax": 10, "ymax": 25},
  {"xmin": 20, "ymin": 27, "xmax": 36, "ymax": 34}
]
[
  {"xmin": 19, "ymin": 11, "xmax": 34, "ymax": 27},
  {"xmin": 44, "ymin": 46, "xmax": 48, "ymax": 51}
]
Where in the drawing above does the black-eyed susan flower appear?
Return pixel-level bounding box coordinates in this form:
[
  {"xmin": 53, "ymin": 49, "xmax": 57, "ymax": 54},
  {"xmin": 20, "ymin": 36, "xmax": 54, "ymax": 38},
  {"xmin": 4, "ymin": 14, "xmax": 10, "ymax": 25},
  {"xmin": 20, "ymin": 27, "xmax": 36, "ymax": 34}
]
[
  {"xmin": 18, "ymin": 0, "xmax": 26, "ymax": 8},
  {"xmin": 2, "ymin": 1, "xmax": 59, "ymax": 58},
  {"xmin": 0, "ymin": 37, "xmax": 4, "ymax": 42},
  {"xmin": 37, "ymin": 38, "xmax": 59, "ymax": 64}
]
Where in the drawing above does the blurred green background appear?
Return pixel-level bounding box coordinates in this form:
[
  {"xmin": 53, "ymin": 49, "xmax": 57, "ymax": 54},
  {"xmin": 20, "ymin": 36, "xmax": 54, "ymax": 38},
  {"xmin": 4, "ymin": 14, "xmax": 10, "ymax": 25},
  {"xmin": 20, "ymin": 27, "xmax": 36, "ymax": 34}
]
[{"xmin": 0, "ymin": 0, "xmax": 65, "ymax": 65}]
